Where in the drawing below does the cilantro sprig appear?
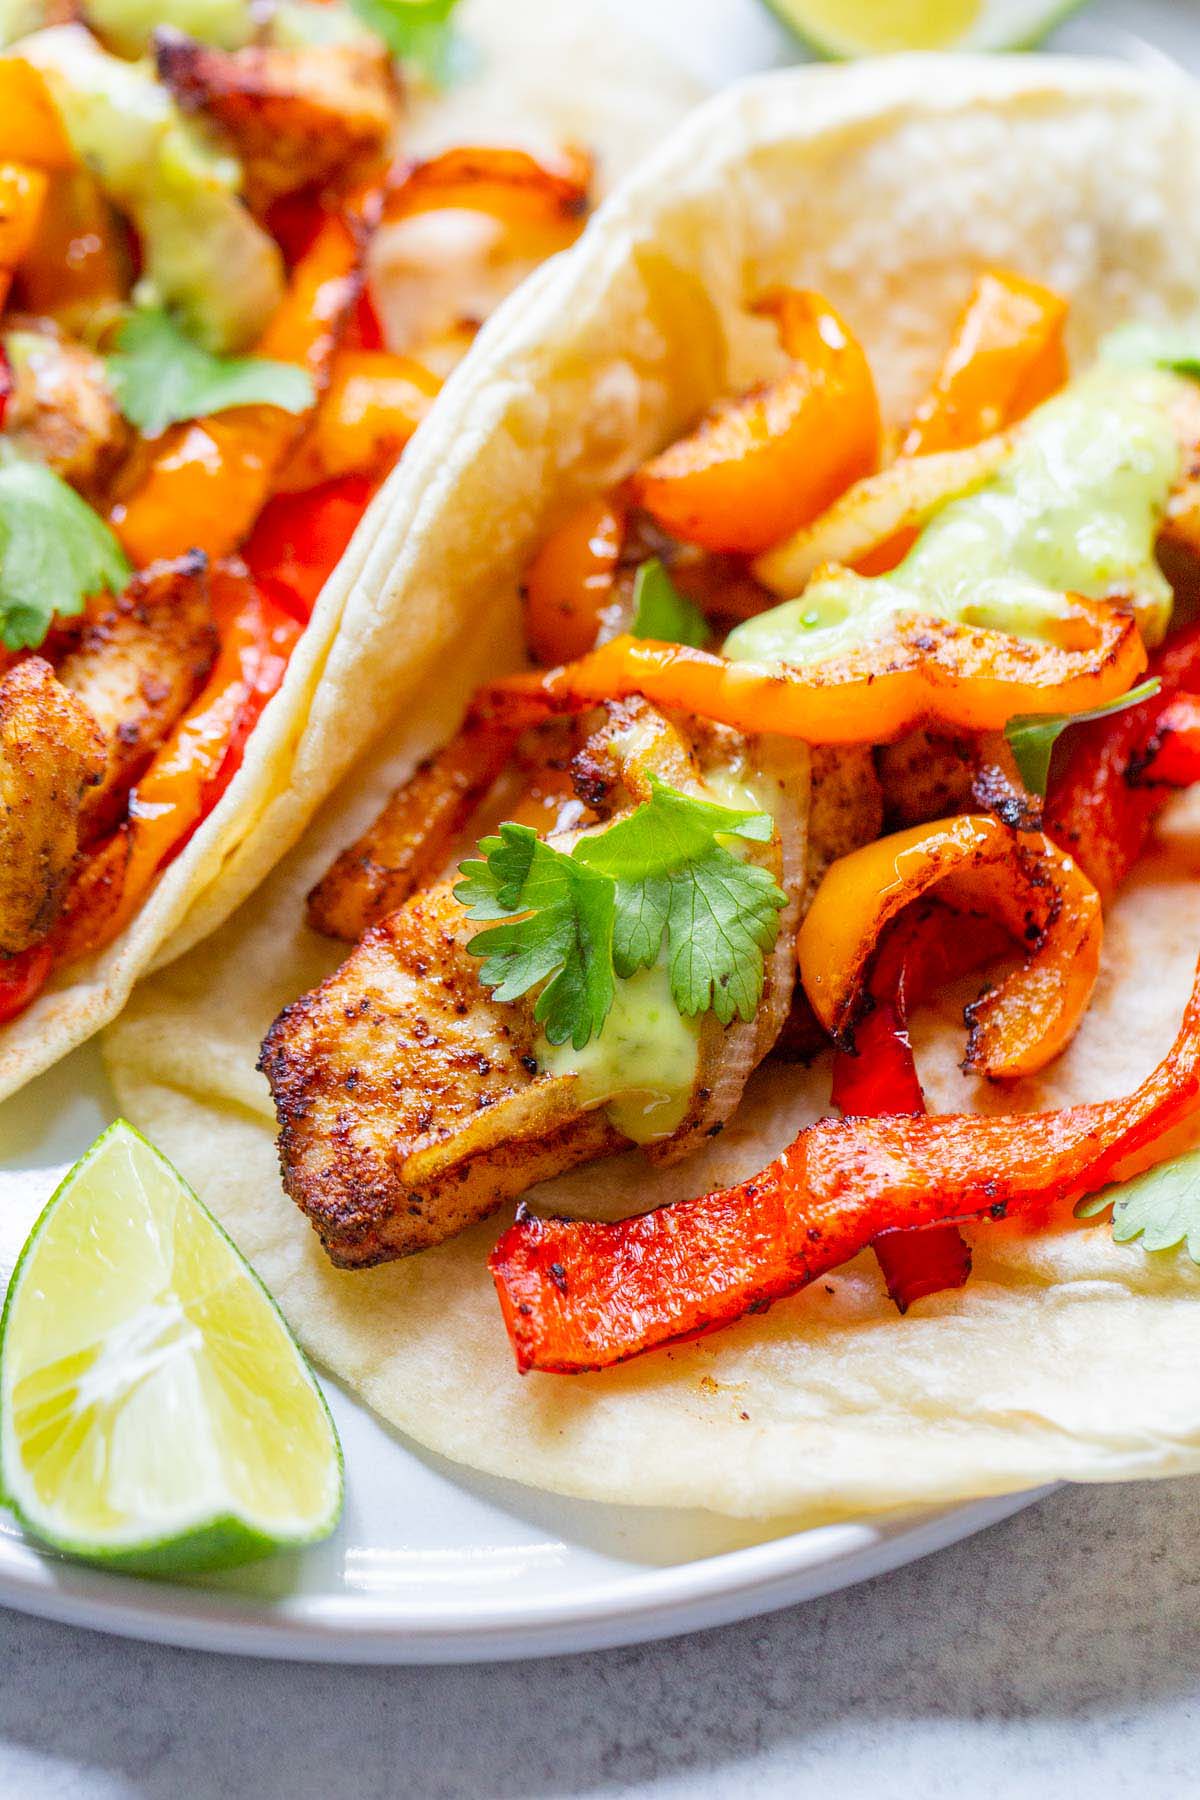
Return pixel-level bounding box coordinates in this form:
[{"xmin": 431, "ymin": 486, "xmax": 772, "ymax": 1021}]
[
  {"xmin": 1004, "ymin": 679, "xmax": 1161, "ymax": 797},
  {"xmin": 455, "ymin": 775, "xmax": 787, "ymax": 1050},
  {"xmin": 1076, "ymin": 1147, "xmax": 1200, "ymax": 1264},
  {"xmin": 0, "ymin": 448, "xmax": 130, "ymax": 650},
  {"xmin": 630, "ymin": 558, "xmax": 709, "ymax": 648},
  {"xmin": 105, "ymin": 307, "xmax": 315, "ymax": 439},
  {"xmin": 347, "ymin": 0, "xmax": 470, "ymax": 85}
]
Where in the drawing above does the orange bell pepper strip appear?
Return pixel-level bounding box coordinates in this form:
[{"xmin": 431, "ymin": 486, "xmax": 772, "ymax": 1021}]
[
  {"xmin": 60, "ymin": 571, "xmax": 301, "ymax": 964},
  {"xmin": 480, "ymin": 596, "xmax": 1146, "ymax": 746},
  {"xmin": 522, "ymin": 494, "xmax": 626, "ymax": 665},
  {"xmin": 1045, "ymin": 618, "xmax": 1200, "ymax": 903},
  {"xmin": 275, "ymin": 349, "xmax": 440, "ymax": 492},
  {"xmin": 14, "ymin": 168, "xmax": 127, "ymax": 327},
  {"xmin": 0, "ymin": 162, "xmax": 47, "ymax": 277},
  {"xmin": 112, "ymin": 190, "xmax": 380, "ymax": 567},
  {"xmin": 900, "ymin": 270, "xmax": 1069, "ymax": 458},
  {"xmin": 0, "ymin": 60, "xmax": 75, "ymax": 170},
  {"xmin": 243, "ymin": 471, "xmax": 378, "ymax": 621},
  {"xmin": 490, "ymin": 947, "xmax": 1200, "ymax": 1373},
  {"xmin": 383, "ymin": 144, "xmax": 591, "ymax": 233},
  {"xmin": 0, "ymin": 940, "xmax": 52, "ymax": 1025},
  {"xmin": 799, "ymin": 815, "xmax": 1103, "ymax": 1081},
  {"xmin": 630, "ymin": 290, "xmax": 881, "ymax": 556}
]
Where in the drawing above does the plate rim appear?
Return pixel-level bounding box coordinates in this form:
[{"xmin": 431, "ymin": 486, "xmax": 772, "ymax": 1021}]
[{"xmin": 0, "ymin": 1485, "xmax": 1051, "ymax": 1663}]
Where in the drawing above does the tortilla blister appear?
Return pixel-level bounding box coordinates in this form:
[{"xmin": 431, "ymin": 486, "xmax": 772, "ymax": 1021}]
[
  {"xmin": 106, "ymin": 57, "xmax": 1200, "ymax": 1521},
  {"xmin": 0, "ymin": 0, "xmax": 701, "ymax": 1102}
]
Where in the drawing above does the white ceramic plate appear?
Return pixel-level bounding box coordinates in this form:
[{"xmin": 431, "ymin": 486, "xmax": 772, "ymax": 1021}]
[
  {"xmin": 0, "ymin": 1043, "xmax": 1049, "ymax": 1663},
  {"xmin": 3, "ymin": 0, "xmax": 1194, "ymax": 1672}
]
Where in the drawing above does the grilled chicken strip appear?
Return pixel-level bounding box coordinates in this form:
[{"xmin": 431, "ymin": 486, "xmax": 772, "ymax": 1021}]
[
  {"xmin": 155, "ymin": 30, "xmax": 397, "ymax": 214},
  {"xmin": 262, "ymin": 701, "xmax": 809, "ymax": 1267},
  {"xmin": 55, "ymin": 554, "xmax": 217, "ymax": 834},
  {"xmin": 0, "ymin": 656, "xmax": 105, "ymax": 955},
  {"xmin": 4, "ymin": 319, "xmax": 128, "ymax": 499}
]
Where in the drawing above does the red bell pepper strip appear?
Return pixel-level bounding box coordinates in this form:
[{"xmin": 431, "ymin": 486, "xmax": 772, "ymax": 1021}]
[
  {"xmin": 490, "ymin": 949, "xmax": 1200, "ymax": 1373},
  {"xmin": 1045, "ymin": 619, "xmax": 1200, "ymax": 902},
  {"xmin": 830, "ymin": 900, "xmax": 1009, "ymax": 1311},
  {"xmin": 243, "ymin": 472, "xmax": 377, "ymax": 622},
  {"xmin": 1127, "ymin": 692, "xmax": 1200, "ymax": 790},
  {"xmin": 0, "ymin": 941, "xmax": 52, "ymax": 1025}
]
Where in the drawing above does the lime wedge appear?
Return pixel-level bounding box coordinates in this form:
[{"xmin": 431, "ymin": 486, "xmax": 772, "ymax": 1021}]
[
  {"xmin": 0, "ymin": 1121, "xmax": 342, "ymax": 1575},
  {"xmin": 763, "ymin": 0, "xmax": 1086, "ymax": 55}
]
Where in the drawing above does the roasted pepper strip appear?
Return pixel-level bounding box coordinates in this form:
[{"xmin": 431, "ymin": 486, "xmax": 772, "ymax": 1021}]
[
  {"xmin": 630, "ymin": 290, "xmax": 880, "ymax": 556},
  {"xmin": 383, "ymin": 145, "xmax": 591, "ymax": 232},
  {"xmin": 276, "ymin": 348, "xmax": 440, "ymax": 491},
  {"xmin": 0, "ymin": 60, "xmax": 75, "ymax": 170},
  {"xmin": 60, "ymin": 571, "xmax": 300, "ymax": 963},
  {"xmin": 1045, "ymin": 619, "xmax": 1200, "ymax": 902},
  {"xmin": 491, "ymin": 950, "xmax": 1200, "ymax": 1373},
  {"xmin": 482, "ymin": 600, "xmax": 1146, "ymax": 746},
  {"xmin": 801, "ymin": 815, "xmax": 1102, "ymax": 1080},
  {"xmin": 14, "ymin": 167, "xmax": 126, "ymax": 327},
  {"xmin": 522, "ymin": 494, "xmax": 626, "ymax": 665},
  {"xmin": 1127, "ymin": 693, "xmax": 1200, "ymax": 790},
  {"xmin": 0, "ymin": 941, "xmax": 52, "ymax": 1025},
  {"xmin": 900, "ymin": 269, "xmax": 1069, "ymax": 458},
  {"xmin": 243, "ymin": 471, "xmax": 377, "ymax": 622},
  {"xmin": 112, "ymin": 189, "xmax": 379, "ymax": 566}
]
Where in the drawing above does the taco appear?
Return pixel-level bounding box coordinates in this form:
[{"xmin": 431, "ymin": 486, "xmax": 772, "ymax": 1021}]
[
  {"xmin": 0, "ymin": 0, "xmax": 696, "ymax": 1100},
  {"xmin": 107, "ymin": 54, "xmax": 1200, "ymax": 1523}
]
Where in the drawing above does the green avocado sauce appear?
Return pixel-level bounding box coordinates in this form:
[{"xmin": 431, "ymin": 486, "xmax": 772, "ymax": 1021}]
[
  {"xmin": 16, "ymin": 24, "xmax": 284, "ymax": 352},
  {"xmin": 725, "ymin": 363, "xmax": 1185, "ymax": 668},
  {"xmin": 538, "ymin": 960, "xmax": 702, "ymax": 1145}
]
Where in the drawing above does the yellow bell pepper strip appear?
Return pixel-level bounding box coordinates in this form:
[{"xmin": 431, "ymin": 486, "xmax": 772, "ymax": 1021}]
[
  {"xmin": 0, "ymin": 163, "xmax": 47, "ymax": 280},
  {"xmin": 490, "ymin": 948, "xmax": 1200, "ymax": 1373},
  {"xmin": 900, "ymin": 269, "xmax": 1069, "ymax": 458},
  {"xmin": 478, "ymin": 596, "xmax": 1146, "ymax": 746},
  {"xmin": 111, "ymin": 186, "xmax": 381, "ymax": 567},
  {"xmin": 798, "ymin": 814, "xmax": 1103, "ymax": 1081},
  {"xmin": 629, "ymin": 289, "xmax": 881, "ymax": 556},
  {"xmin": 522, "ymin": 494, "xmax": 626, "ymax": 665},
  {"xmin": 58, "ymin": 568, "xmax": 301, "ymax": 964},
  {"xmin": 275, "ymin": 348, "xmax": 440, "ymax": 492},
  {"xmin": 0, "ymin": 59, "xmax": 75, "ymax": 170}
]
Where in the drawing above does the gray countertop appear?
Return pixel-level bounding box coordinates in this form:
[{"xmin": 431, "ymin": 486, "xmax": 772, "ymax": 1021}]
[{"xmin": 5, "ymin": 1476, "xmax": 1200, "ymax": 1798}]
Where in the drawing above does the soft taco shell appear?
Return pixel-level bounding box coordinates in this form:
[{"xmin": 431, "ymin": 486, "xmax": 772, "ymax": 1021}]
[
  {"xmin": 105, "ymin": 55, "xmax": 1200, "ymax": 1522},
  {"xmin": 0, "ymin": 0, "xmax": 700, "ymax": 1102}
]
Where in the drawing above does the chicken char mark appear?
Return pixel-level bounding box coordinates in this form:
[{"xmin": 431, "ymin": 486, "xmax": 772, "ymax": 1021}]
[
  {"xmin": 0, "ymin": 656, "xmax": 106, "ymax": 956},
  {"xmin": 154, "ymin": 30, "xmax": 397, "ymax": 215},
  {"xmin": 55, "ymin": 553, "xmax": 217, "ymax": 837},
  {"xmin": 262, "ymin": 700, "xmax": 809, "ymax": 1266}
]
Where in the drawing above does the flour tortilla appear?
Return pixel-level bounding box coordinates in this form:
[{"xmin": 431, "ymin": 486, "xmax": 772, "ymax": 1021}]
[
  {"xmin": 106, "ymin": 56, "xmax": 1200, "ymax": 1522},
  {"xmin": 0, "ymin": 0, "xmax": 700, "ymax": 1102}
]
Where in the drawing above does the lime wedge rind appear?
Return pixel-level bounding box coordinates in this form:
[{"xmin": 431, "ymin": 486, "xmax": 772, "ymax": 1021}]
[
  {"xmin": 0, "ymin": 1120, "xmax": 343, "ymax": 1577},
  {"xmin": 762, "ymin": 0, "xmax": 1090, "ymax": 57}
]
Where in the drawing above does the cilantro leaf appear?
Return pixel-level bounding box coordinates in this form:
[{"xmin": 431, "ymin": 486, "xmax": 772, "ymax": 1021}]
[
  {"xmin": 455, "ymin": 823, "xmax": 615, "ymax": 1050},
  {"xmin": 0, "ymin": 449, "xmax": 130, "ymax": 650},
  {"xmin": 347, "ymin": 0, "xmax": 471, "ymax": 84},
  {"xmin": 630, "ymin": 558, "xmax": 709, "ymax": 649},
  {"xmin": 455, "ymin": 779, "xmax": 785, "ymax": 1049},
  {"xmin": 1004, "ymin": 678, "xmax": 1161, "ymax": 796},
  {"xmin": 577, "ymin": 775, "xmax": 782, "ymax": 1025},
  {"xmin": 105, "ymin": 307, "xmax": 315, "ymax": 438},
  {"xmin": 1076, "ymin": 1146, "xmax": 1200, "ymax": 1263}
]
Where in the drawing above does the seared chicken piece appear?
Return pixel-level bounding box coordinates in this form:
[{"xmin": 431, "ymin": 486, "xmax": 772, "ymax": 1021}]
[
  {"xmin": 4, "ymin": 319, "xmax": 128, "ymax": 499},
  {"xmin": 155, "ymin": 30, "xmax": 397, "ymax": 214},
  {"xmin": 262, "ymin": 701, "xmax": 809, "ymax": 1266},
  {"xmin": 804, "ymin": 743, "xmax": 882, "ymax": 911},
  {"xmin": 878, "ymin": 728, "xmax": 1039, "ymax": 833},
  {"xmin": 55, "ymin": 554, "xmax": 216, "ymax": 834},
  {"xmin": 0, "ymin": 656, "xmax": 105, "ymax": 955}
]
